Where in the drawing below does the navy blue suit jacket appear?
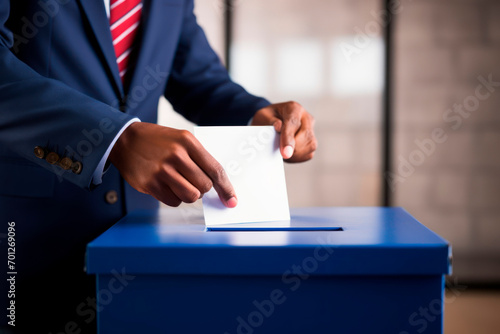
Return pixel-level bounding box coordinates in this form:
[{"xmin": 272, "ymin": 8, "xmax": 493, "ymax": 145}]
[{"xmin": 0, "ymin": 0, "xmax": 268, "ymax": 330}]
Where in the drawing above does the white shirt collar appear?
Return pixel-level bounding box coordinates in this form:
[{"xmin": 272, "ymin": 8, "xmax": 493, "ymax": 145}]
[{"xmin": 104, "ymin": 0, "xmax": 110, "ymax": 18}]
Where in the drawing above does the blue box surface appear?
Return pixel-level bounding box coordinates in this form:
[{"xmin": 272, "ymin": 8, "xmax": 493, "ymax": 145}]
[{"xmin": 87, "ymin": 207, "xmax": 451, "ymax": 334}]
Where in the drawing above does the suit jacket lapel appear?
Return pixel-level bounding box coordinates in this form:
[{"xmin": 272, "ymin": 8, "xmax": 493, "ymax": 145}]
[
  {"xmin": 77, "ymin": 0, "xmax": 124, "ymax": 97},
  {"xmin": 127, "ymin": 0, "xmax": 183, "ymax": 97}
]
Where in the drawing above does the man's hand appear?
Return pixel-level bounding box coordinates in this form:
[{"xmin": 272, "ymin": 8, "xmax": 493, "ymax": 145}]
[
  {"xmin": 109, "ymin": 122, "xmax": 237, "ymax": 208},
  {"xmin": 251, "ymin": 101, "xmax": 317, "ymax": 162}
]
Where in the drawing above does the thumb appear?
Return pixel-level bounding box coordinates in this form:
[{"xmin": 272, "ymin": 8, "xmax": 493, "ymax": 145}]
[
  {"xmin": 280, "ymin": 120, "xmax": 297, "ymax": 160},
  {"xmin": 271, "ymin": 119, "xmax": 293, "ymax": 159}
]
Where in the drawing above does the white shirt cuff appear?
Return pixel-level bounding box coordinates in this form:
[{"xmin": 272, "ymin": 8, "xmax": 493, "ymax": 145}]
[{"xmin": 91, "ymin": 118, "xmax": 141, "ymax": 185}]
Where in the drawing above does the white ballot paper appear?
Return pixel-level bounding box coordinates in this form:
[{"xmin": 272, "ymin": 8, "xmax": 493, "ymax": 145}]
[{"xmin": 194, "ymin": 126, "xmax": 290, "ymax": 226}]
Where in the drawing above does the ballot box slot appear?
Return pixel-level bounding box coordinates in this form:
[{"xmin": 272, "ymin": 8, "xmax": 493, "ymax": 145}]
[{"xmin": 206, "ymin": 227, "xmax": 343, "ymax": 232}]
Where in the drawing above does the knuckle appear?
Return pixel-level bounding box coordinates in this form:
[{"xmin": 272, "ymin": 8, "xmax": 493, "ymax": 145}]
[
  {"xmin": 287, "ymin": 116, "xmax": 301, "ymax": 128},
  {"xmin": 307, "ymin": 113, "xmax": 315, "ymax": 124},
  {"xmin": 165, "ymin": 146, "xmax": 185, "ymax": 164},
  {"xmin": 307, "ymin": 132, "xmax": 318, "ymax": 151},
  {"xmin": 184, "ymin": 190, "xmax": 201, "ymax": 204},
  {"xmin": 178, "ymin": 129, "xmax": 192, "ymax": 139},
  {"xmin": 211, "ymin": 165, "xmax": 227, "ymax": 183},
  {"xmin": 200, "ymin": 181, "xmax": 213, "ymax": 194},
  {"xmin": 310, "ymin": 139, "xmax": 318, "ymax": 152},
  {"xmin": 288, "ymin": 100, "xmax": 301, "ymax": 109},
  {"xmin": 177, "ymin": 129, "xmax": 195, "ymax": 145},
  {"xmin": 158, "ymin": 165, "xmax": 173, "ymax": 180}
]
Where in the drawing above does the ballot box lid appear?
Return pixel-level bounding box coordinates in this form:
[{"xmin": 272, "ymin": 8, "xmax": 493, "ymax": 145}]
[{"xmin": 86, "ymin": 207, "xmax": 451, "ymax": 276}]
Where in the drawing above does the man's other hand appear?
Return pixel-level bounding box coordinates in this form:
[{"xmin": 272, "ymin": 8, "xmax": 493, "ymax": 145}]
[
  {"xmin": 109, "ymin": 122, "xmax": 237, "ymax": 208},
  {"xmin": 251, "ymin": 101, "xmax": 317, "ymax": 162}
]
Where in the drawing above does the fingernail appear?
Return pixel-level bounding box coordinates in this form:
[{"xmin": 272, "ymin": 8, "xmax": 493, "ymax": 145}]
[
  {"xmin": 283, "ymin": 145, "xmax": 294, "ymax": 159},
  {"xmin": 226, "ymin": 197, "xmax": 238, "ymax": 208}
]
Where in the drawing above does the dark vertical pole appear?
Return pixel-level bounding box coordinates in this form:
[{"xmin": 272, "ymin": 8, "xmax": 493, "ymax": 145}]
[
  {"xmin": 382, "ymin": 0, "xmax": 394, "ymax": 207},
  {"xmin": 224, "ymin": 0, "xmax": 233, "ymax": 71}
]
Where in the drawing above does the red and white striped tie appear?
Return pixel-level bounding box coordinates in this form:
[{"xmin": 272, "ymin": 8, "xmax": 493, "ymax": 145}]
[{"xmin": 110, "ymin": 0, "xmax": 143, "ymax": 82}]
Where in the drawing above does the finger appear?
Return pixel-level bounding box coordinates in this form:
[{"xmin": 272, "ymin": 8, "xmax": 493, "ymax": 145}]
[
  {"xmin": 187, "ymin": 141, "xmax": 237, "ymax": 208},
  {"xmin": 148, "ymin": 181, "xmax": 182, "ymax": 207},
  {"xmin": 251, "ymin": 107, "xmax": 280, "ymax": 127},
  {"xmin": 285, "ymin": 114, "xmax": 317, "ymax": 162},
  {"xmin": 280, "ymin": 111, "xmax": 302, "ymax": 159},
  {"xmin": 159, "ymin": 164, "xmax": 202, "ymax": 204},
  {"xmin": 273, "ymin": 119, "xmax": 282, "ymax": 133},
  {"xmin": 287, "ymin": 131, "xmax": 317, "ymax": 162},
  {"xmin": 176, "ymin": 159, "xmax": 213, "ymax": 196}
]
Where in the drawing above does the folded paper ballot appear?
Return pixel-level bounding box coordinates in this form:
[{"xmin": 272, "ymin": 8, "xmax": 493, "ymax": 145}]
[{"xmin": 194, "ymin": 126, "xmax": 290, "ymax": 226}]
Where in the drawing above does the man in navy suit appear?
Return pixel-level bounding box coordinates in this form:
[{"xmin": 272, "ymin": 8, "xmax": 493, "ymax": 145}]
[{"xmin": 0, "ymin": 0, "xmax": 316, "ymax": 332}]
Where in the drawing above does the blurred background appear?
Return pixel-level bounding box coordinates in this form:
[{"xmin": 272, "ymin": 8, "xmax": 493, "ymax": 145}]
[{"xmin": 158, "ymin": 1, "xmax": 500, "ymax": 332}]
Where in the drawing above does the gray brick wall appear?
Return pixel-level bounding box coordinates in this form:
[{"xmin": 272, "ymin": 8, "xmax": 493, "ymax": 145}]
[{"xmin": 393, "ymin": 0, "xmax": 500, "ymax": 282}]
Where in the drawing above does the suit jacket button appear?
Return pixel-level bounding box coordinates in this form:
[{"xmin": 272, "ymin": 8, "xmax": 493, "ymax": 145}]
[
  {"xmin": 59, "ymin": 157, "xmax": 73, "ymax": 170},
  {"xmin": 46, "ymin": 152, "xmax": 60, "ymax": 165},
  {"xmin": 34, "ymin": 146, "xmax": 46, "ymax": 159},
  {"xmin": 105, "ymin": 190, "xmax": 118, "ymax": 204},
  {"xmin": 72, "ymin": 161, "xmax": 83, "ymax": 174}
]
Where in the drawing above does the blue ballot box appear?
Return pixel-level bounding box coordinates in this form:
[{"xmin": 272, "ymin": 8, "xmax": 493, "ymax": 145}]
[{"xmin": 86, "ymin": 207, "xmax": 451, "ymax": 334}]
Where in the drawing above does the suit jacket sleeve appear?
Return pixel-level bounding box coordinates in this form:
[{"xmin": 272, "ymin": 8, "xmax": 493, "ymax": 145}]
[
  {"xmin": 164, "ymin": 0, "xmax": 270, "ymax": 126},
  {"xmin": 0, "ymin": 1, "xmax": 136, "ymax": 190}
]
